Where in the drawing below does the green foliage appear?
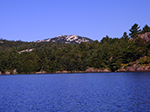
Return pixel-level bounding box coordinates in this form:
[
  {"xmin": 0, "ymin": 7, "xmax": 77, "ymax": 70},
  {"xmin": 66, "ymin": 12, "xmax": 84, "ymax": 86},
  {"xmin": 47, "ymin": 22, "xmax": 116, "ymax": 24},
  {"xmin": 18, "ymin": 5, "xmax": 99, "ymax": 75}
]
[
  {"xmin": 129, "ymin": 23, "xmax": 141, "ymax": 39},
  {"xmin": 121, "ymin": 32, "xmax": 129, "ymax": 43},
  {"xmin": 141, "ymin": 25, "xmax": 150, "ymax": 34},
  {"xmin": 0, "ymin": 24, "xmax": 150, "ymax": 74},
  {"xmin": 139, "ymin": 56, "xmax": 150, "ymax": 65}
]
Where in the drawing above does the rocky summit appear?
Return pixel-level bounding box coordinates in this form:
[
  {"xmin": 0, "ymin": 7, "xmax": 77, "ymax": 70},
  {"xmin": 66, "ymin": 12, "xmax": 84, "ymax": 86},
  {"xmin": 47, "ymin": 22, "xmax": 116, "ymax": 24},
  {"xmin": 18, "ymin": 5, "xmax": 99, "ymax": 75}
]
[
  {"xmin": 34, "ymin": 35, "xmax": 93, "ymax": 44},
  {"xmin": 138, "ymin": 32, "xmax": 150, "ymax": 42}
]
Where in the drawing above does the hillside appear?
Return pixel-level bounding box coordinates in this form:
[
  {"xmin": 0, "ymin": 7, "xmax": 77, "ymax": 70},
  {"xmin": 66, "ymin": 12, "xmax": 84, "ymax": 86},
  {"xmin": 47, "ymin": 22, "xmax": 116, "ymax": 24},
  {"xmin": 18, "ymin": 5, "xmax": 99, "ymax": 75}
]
[
  {"xmin": 33, "ymin": 35, "xmax": 93, "ymax": 44},
  {"xmin": 0, "ymin": 23, "xmax": 150, "ymax": 74}
]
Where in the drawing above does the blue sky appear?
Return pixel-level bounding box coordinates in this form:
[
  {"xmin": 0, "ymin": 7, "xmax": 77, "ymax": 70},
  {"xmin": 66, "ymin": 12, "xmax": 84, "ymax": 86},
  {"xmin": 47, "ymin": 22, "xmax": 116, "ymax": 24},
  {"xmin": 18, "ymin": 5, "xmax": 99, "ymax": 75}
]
[{"xmin": 0, "ymin": 0, "xmax": 150, "ymax": 42}]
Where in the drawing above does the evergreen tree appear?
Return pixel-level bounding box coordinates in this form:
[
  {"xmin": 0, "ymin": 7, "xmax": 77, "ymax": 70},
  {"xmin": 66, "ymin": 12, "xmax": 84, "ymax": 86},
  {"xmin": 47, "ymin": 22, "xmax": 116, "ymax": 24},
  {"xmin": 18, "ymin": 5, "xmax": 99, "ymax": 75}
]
[
  {"xmin": 141, "ymin": 25, "xmax": 150, "ymax": 33},
  {"xmin": 0, "ymin": 23, "xmax": 150, "ymax": 73},
  {"xmin": 121, "ymin": 32, "xmax": 129, "ymax": 43},
  {"xmin": 129, "ymin": 23, "xmax": 141, "ymax": 39}
]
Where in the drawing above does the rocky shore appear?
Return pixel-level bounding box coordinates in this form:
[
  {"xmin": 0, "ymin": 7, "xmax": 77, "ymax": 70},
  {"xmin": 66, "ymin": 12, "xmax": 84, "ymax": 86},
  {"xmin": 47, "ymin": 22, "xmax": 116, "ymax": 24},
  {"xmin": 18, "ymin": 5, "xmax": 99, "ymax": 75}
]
[
  {"xmin": 117, "ymin": 62, "xmax": 150, "ymax": 72},
  {"xmin": 1, "ymin": 64, "xmax": 150, "ymax": 75}
]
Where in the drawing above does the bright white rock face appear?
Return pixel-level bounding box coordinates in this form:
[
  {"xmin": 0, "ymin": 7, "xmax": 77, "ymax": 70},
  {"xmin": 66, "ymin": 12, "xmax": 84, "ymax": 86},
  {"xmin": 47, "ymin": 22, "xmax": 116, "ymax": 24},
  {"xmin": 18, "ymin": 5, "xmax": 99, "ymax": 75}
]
[
  {"xmin": 18, "ymin": 48, "xmax": 34, "ymax": 54},
  {"xmin": 66, "ymin": 35, "xmax": 78, "ymax": 42},
  {"xmin": 33, "ymin": 35, "xmax": 93, "ymax": 44}
]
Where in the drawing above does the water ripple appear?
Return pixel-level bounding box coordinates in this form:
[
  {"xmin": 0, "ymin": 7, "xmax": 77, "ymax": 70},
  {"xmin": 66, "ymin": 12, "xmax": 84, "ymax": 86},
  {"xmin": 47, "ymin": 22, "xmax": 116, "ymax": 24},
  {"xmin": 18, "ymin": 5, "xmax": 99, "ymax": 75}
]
[{"xmin": 0, "ymin": 72, "xmax": 150, "ymax": 111}]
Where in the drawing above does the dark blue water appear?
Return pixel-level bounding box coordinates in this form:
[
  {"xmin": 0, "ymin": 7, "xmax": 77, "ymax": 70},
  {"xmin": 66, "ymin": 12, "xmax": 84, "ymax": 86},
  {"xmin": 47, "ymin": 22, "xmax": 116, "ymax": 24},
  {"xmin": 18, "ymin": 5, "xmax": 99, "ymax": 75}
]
[{"xmin": 0, "ymin": 72, "xmax": 150, "ymax": 112}]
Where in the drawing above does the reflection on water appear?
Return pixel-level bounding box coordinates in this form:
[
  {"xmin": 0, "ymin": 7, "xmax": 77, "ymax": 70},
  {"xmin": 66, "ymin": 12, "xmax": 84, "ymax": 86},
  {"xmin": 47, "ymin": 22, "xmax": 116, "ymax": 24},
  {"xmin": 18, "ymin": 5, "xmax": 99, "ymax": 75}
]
[{"xmin": 0, "ymin": 72, "xmax": 150, "ymax": 111}]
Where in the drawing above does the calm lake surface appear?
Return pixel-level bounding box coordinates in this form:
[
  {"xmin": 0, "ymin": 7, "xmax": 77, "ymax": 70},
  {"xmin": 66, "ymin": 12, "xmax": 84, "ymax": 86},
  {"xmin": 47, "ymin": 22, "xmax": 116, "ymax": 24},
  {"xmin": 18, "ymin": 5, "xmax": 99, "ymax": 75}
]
[{"xmin": 0, "ymin": 72, "xmax": 150, "ymax": 112}]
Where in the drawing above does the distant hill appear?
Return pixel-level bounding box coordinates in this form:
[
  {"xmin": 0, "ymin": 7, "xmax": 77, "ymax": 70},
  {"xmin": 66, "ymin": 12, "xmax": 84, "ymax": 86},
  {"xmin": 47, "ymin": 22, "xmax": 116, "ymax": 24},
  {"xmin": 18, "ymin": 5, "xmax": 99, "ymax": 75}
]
[
  {"xmin": 0, "ymin": 24, "xmax": 150, "ymax": 74},
  {"xmin": 33, "ymin": 35, "xmax": 93, "ymax": 44}
]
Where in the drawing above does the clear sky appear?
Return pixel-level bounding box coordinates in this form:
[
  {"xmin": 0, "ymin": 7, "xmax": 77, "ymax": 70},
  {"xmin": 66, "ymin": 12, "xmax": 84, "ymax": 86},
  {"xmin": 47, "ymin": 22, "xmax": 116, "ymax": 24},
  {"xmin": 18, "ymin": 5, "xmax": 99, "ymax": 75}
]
[{"xmin": 1, "ymin": 0, "xmax": 150, "ymax": 42}]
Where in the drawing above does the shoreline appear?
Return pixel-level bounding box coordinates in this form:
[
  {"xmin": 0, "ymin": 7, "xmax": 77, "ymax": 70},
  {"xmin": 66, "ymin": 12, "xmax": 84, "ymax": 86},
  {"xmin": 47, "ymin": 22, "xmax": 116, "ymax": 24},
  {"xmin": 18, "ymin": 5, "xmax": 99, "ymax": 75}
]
[{"xmin": 1, "ymin": 70, "xmax": 150, "ymax": 75}]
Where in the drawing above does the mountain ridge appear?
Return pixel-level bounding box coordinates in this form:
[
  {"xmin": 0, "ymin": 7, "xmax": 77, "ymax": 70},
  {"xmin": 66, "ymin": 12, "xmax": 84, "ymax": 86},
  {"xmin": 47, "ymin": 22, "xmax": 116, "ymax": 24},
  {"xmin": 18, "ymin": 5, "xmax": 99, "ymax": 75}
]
[{"xmin": 33, "ymin": 35, "xmax": 93, "ymax": 44}]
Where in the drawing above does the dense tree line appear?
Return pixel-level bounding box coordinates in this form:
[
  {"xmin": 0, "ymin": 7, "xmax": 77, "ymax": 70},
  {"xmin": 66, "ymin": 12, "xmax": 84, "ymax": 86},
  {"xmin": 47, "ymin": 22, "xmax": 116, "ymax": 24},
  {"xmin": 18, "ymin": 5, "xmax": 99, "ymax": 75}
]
[{"xmin": 0, "ymin": 24, "xmax": 150, "ymax": 74}]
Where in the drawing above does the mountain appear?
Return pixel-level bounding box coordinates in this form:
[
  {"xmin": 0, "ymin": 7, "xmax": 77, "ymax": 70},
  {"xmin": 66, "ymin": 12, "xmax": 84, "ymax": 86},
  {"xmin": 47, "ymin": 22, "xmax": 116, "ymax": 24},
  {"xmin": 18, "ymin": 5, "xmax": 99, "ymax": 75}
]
[{"xmin": 33, "ymin": 35, "xmax": 93, "ymax": 44}]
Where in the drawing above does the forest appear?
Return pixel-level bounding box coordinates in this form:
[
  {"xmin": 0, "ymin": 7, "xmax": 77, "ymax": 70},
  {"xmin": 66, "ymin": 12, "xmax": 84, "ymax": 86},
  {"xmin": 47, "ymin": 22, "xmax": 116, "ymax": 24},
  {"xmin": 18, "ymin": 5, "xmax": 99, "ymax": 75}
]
[{"xmin": 0, "ymin": 23, "xmax": 150, "ymax": 74}]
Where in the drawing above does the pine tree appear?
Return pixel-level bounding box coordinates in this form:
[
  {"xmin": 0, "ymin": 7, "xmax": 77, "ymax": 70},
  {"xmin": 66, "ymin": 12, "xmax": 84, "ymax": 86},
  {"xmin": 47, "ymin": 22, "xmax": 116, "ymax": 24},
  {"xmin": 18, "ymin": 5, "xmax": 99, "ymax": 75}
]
[
  {"xmin": 122, "ymin": 32, "xmax": 129, "ymax": 43},
  {"xmin": 129, "ymin": 23, "xmax": 141, "ymax": 39},
  {"xmin": 141, "ymin": 25, "xmax": 150, "ymax": 33}
]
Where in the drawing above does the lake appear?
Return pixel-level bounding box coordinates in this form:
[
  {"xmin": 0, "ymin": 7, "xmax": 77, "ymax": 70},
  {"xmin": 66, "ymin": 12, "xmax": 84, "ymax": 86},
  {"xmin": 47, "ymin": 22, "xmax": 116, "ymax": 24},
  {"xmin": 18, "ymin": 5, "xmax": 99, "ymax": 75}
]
[{"xmin": 0, "ymin": 72, "xmax": 150, "ymax": 112}]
